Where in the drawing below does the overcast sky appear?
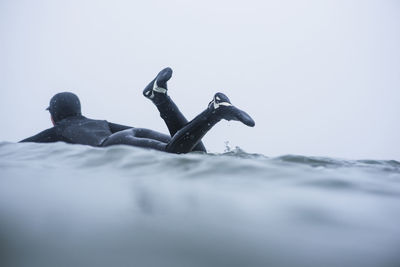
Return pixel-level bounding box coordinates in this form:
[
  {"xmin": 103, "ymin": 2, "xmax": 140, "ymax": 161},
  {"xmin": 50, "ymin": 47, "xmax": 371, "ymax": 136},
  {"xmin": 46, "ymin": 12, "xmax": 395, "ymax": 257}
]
[{"xmin": 1, "ymin": 0, "xmax": 399, "ymax": 160}]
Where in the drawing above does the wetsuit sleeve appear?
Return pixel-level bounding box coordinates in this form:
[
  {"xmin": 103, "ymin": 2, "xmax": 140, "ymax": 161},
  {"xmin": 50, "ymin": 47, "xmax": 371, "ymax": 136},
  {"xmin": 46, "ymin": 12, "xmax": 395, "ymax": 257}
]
[
  {"xmin": 107, "ymin": 122, "xmax": 133, "ymax": 133},
  {"xmin": 19, "ymin": 128, "xmax": 59, "ymax": 143}
]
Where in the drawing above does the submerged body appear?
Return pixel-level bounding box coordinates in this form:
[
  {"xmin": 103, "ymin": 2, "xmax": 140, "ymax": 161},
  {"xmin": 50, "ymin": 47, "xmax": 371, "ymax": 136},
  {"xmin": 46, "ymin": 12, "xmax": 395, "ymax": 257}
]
[
  {"xmin": 21, "ymin": 116, "xmax": 130, "ymax": 146},
  {"xmin": 21, "ymin": 68, "xmax": 254, "ymax": 153},
  {"xmin": 21, "ymin": 115, "xmax": 171, "ymax": 150}
]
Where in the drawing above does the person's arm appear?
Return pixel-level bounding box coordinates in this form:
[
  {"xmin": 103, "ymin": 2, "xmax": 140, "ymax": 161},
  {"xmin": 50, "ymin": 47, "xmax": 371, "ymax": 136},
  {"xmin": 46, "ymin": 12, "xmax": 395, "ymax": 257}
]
[
  {"xmin": 19, "ymin": 128, "xmax": 59, "ymax": 143},
  {"xmin": 107, "ymin": 122, "xmax": 133, "ymax": 133}
]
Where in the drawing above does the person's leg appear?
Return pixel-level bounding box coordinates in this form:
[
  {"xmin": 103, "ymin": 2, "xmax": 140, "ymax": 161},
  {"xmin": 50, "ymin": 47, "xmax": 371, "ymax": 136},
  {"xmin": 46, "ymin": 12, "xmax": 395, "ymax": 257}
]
[
  {"xmin": 131, "ymin": 128, "xmax": 171, "ymax": 143},
  {"xmin": 102, "ymin": 128, "xmax": 168, "ymax": 151},
  {"xmin": 102, "ymin": 93, "xmax": 254, "ymax": 154},
  {"xmin": 166, "ymin": 92, "xmax": 255, "ymax": 154},
  {"xmin": 143, "ymin": 67, "xmax": 206, "ymax": 152}
]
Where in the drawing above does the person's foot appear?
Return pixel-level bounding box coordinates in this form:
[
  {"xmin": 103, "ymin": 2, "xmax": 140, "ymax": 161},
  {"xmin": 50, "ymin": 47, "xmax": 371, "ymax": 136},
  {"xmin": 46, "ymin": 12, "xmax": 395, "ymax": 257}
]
[
  {"xmin": 208, "ymin": 92, "xmax": 255, "ymax": 127},
  {"xmin": 143, "ymin": 67, "xmax": 173, "ymax": 103}
]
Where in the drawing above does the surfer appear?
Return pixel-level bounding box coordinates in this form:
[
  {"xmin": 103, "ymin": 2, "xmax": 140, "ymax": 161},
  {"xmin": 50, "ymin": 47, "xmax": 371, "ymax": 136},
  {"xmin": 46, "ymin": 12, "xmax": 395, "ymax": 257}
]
[{"xmin": 20, "ymin": 67, "xmax": 255, "ymax": 153}]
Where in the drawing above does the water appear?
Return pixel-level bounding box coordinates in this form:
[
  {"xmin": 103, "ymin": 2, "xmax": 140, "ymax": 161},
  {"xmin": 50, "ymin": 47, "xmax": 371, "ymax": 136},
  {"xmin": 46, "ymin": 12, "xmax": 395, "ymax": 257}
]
[{"xmin": 1, "ymin": 142, "xmax": 400, "ymax": 267}]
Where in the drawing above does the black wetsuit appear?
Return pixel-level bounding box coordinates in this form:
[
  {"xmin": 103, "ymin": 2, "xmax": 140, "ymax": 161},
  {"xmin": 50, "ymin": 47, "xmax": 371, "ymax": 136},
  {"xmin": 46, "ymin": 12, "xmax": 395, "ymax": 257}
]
[
  {"xmin": 20, "ymin": 92, "xmax": 208, "ymax": 153},
  {"xmin": 20, "ymin": 113, "xmax": 205, "ymax": 152},
  {"xmin": 21, "ymin": 72, "xmax": 254, "ymax": 154},
  {"xmin": 20, "ymin": 116, "xmax": 132, "ymax": 146}
]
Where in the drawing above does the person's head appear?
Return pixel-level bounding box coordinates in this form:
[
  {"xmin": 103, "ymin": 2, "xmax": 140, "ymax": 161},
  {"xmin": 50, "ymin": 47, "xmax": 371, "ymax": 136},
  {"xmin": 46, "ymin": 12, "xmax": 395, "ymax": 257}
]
[{"xmin": 47, "ymin": 92, "xmax": 82, "ymax": 124}]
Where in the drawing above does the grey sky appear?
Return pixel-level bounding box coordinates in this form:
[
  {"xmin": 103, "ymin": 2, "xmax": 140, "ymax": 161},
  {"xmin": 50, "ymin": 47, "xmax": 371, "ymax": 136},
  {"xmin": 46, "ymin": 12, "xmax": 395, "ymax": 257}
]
[{"xmin": 1, "ymin": 0, "xmax": 399, "ymax": 160}]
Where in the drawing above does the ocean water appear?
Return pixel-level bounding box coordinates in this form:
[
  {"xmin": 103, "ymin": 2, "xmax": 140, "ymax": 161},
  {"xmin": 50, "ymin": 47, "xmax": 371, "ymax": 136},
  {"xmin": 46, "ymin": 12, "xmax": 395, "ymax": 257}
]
[{"xmin": 0, "ymin": 142, "xmax": 400, "ymax": 267}]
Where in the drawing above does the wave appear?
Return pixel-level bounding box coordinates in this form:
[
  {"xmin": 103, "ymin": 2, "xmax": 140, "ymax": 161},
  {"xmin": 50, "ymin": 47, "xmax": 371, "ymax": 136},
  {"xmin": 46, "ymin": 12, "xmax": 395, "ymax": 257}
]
[
  {"xmin": 1, "ymin": 141, "xmax": 399, "ymax": 171},
  {"xmin": 1, "ymin": 141, "xmax": 400, "ymax": 267}
]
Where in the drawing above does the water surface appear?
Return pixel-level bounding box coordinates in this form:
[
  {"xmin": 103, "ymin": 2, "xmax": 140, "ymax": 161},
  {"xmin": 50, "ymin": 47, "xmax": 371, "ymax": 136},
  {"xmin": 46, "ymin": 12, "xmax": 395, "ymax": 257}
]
[{"xmin": 1, "ymin": 142, "xmax": 399, "ymax": 267}]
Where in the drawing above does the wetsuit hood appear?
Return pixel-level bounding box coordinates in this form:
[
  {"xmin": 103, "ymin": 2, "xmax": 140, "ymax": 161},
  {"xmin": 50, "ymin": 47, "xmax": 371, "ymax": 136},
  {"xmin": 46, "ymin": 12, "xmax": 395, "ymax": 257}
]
[{"xmin": 47, "ymin": 92, "xmax": 82, "ymax": 123}]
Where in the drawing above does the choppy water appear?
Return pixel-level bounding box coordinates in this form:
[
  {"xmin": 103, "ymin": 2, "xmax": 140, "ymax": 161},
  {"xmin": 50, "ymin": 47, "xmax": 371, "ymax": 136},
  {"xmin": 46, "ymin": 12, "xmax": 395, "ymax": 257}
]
[{"xmin": 1, "ymin": 142, "xmax": 400, "ymax": 267}]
